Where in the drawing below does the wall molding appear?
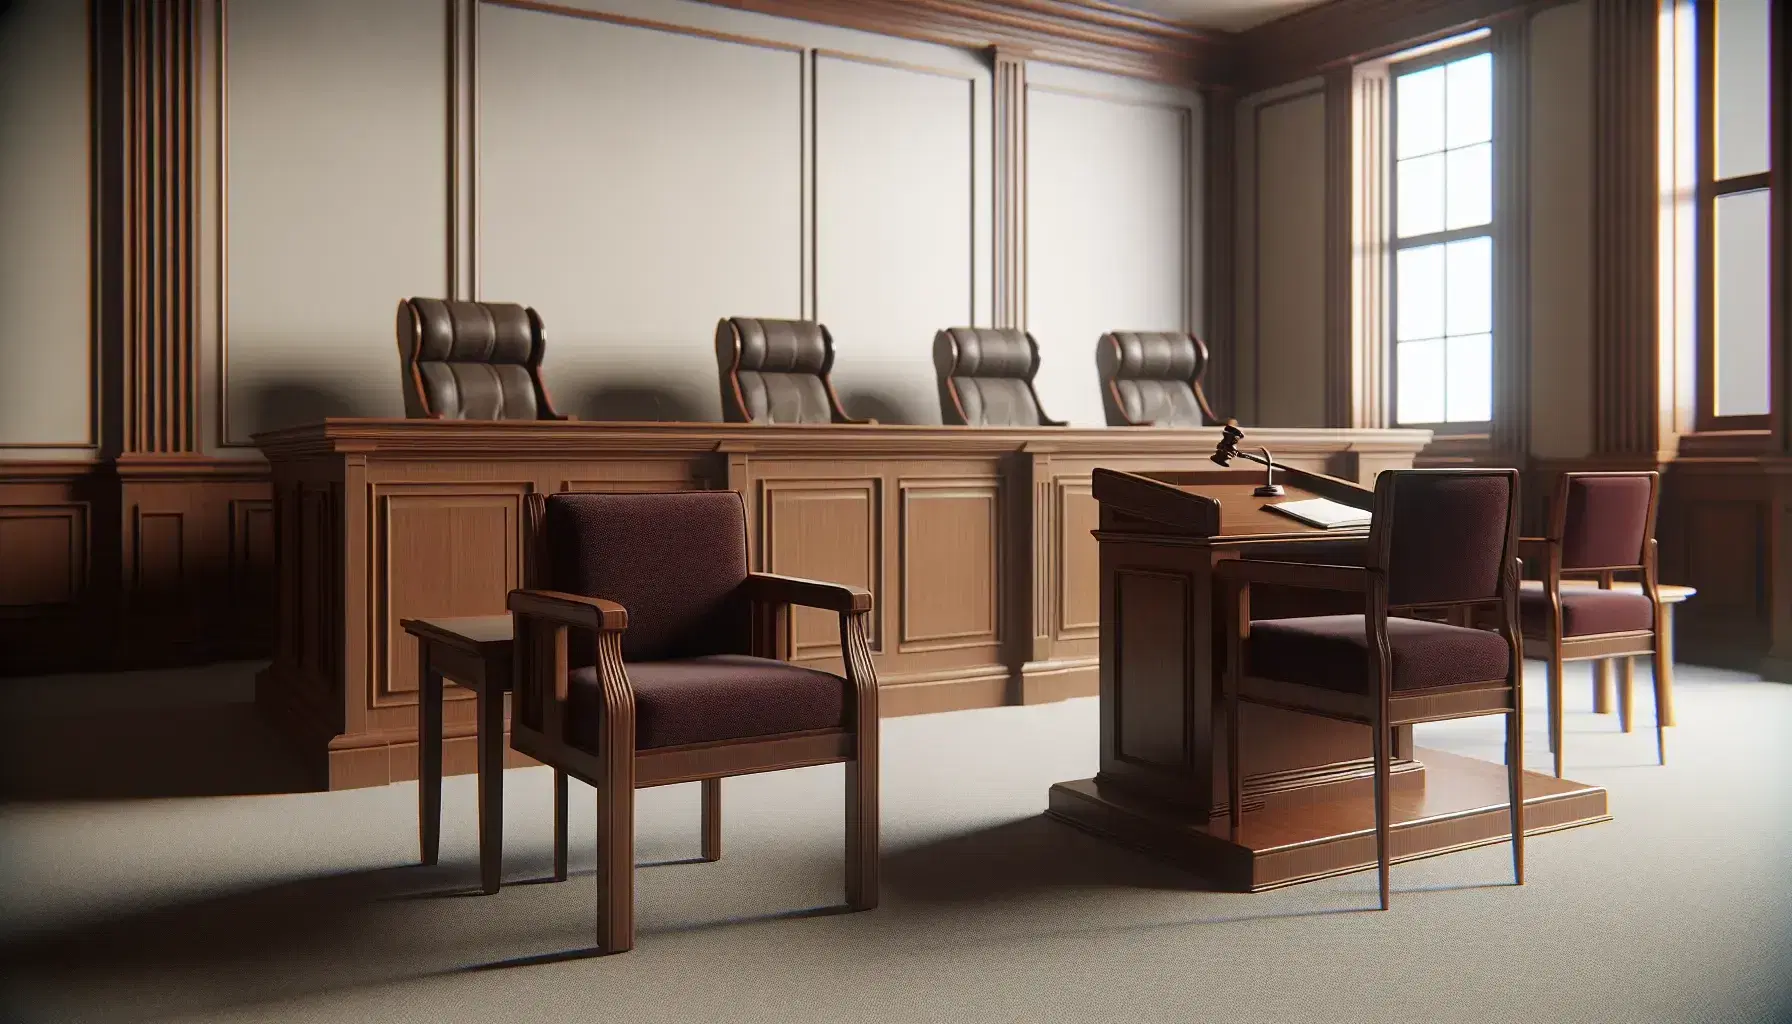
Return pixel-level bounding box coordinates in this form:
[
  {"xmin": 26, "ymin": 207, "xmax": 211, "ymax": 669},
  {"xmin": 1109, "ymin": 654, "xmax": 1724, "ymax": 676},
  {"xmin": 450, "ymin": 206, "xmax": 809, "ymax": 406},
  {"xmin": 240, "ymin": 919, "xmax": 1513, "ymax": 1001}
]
[
  {"xmin": 1589, "ymin": 0, "xmax": 1663, "ymax": 458},
  {"xmin": 693, "ymin": 0, "xmax": 1235, "ymax": 86},
  {"xmin": 1200, "ymin": 86, "xmax": 1236, "ymax": 419},
  {"xmin": 994, "ymin": 48, "xmax": 1027, "ymax": 329}
]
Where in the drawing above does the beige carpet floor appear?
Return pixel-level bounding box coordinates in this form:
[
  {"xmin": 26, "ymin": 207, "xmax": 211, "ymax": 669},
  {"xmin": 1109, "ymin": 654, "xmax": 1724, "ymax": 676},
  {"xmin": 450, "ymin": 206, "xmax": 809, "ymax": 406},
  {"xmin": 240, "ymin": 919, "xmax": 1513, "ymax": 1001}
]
[{"xmin": 1, "ymin": 660, "xmax": 1789, "ymax": 1024}]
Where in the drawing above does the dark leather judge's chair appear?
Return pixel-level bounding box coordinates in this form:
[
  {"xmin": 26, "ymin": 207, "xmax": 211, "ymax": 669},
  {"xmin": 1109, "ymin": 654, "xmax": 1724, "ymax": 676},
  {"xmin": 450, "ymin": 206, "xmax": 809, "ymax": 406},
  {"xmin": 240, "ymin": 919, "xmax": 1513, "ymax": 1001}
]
[
  {"xmin": 507, "ymin": 490, "xmax": 880, "ymax": 954},
  {"xmin": 396, "ymin": 297, "xmax": 568, "ymax": 420},
  {"xmin": 1219, "ymin": 469, "xmax": 1525, "ymax": 910},
  {"xmin": 715, "ymin": 317, "xmax": 872, "ymax": 424},
  {"xmin": 1096, "ymin": 331, "xmax": 1221, "ymax": 427},
  {"xmin": 932, "ymin": 327, "xmax": 1066, "ymax": 426}
]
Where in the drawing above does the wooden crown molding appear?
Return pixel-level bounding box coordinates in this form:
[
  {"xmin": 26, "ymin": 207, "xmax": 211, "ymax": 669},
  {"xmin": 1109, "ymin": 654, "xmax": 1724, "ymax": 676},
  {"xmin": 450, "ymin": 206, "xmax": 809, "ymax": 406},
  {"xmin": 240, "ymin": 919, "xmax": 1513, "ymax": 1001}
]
[
  {"xmin": 694, "ymin": 0, "xmax": 1238, "ymax": 85},
  {"xmin": 1238, "ymin": 0, "xmax": 1545, "ymax": 94}
]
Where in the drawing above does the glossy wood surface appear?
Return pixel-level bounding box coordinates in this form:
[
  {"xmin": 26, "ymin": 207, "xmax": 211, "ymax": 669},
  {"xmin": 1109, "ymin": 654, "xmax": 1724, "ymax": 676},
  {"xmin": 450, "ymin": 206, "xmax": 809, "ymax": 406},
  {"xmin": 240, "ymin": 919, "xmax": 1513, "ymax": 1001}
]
[{"xmin": 251, "ymin": 419, "xmax": 1431, "ymax": 790}]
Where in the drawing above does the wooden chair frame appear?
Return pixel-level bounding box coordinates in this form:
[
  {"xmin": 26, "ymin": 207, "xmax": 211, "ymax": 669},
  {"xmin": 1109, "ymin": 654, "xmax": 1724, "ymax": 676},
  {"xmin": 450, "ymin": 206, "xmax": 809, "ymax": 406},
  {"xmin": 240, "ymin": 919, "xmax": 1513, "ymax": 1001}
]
[
  {"xmin": 1218, "ymin": 468, "xmax": 1525, "ymax": 910},
  {"xmin": 507, "ymin": 494, "xmax": 879, "ymax": 954},
  {"xmin": 1517, "ymin": 471, "xmax": 1666, "ymax": 776}
]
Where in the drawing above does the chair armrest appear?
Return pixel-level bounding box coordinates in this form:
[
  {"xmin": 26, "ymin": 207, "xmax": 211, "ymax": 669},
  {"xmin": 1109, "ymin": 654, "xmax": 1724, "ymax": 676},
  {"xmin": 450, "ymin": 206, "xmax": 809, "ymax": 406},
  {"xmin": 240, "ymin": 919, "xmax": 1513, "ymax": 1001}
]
[
  {"xmin": 744, "ymin": 573, "xmax": 873, "ymax": 614},
  {"xmin": 507, "ymin": 589, "xmax": 629, "ymax": 632},
  {"xmin": 1215, "ymin": 558, "xmax": 1372, "ymax": 593}
]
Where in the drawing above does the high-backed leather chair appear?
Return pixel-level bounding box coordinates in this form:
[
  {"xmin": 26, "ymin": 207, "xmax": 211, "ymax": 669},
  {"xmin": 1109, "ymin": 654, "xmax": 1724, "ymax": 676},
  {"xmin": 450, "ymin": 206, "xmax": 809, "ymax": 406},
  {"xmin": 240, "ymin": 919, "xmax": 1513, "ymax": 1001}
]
[
  {"xmin": 395, "ymin": 298, "xmax": 567, "ymax": 420},
  {"xmin": 715, "ymin": 317, "xmax": 870, "ymax": 424},
  {"xmin": 508, "ymin": 490, "xmax": 880, "ymax": 954},
  {"xmin": 1219, "ymin": 469, "xmax": 1524, "ymax": 910},
  {"xmin": 1096, "ymin": 331, "xmax": 1221, "ymax": 427},
  {"xmin": 1516, "ymin": 471, "xmax": 1666, "ymax": 776},
  {"xmin": 932, "ymin": 327, "xmax": 1066, "ymax": 427}
]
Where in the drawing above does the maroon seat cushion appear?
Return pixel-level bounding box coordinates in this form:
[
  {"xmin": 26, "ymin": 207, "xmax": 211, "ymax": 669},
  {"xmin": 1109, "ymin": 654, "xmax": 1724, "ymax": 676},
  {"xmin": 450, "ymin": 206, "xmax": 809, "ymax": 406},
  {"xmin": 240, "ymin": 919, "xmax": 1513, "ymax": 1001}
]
[
  {"xmin": 567, "ymin": 655, "xmax": 850, "ymax": 751},
  {"xmin": 1246, "ymin": 614, "xmax": 1511, "ymax": 693},
  {"xmin": 1518, "ymin": 582, "xmax": 1654, "ymax": 637}
]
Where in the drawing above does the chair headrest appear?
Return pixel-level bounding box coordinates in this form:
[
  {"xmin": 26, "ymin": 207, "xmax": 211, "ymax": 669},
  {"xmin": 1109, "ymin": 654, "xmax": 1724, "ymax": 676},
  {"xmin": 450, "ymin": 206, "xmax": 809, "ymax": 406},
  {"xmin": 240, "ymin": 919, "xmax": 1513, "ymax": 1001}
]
[
  {"xmin": 933, "ymin": 327, "xmax": 1038, "ymax": 379},
  {"xmin": 1097, "ymin": 331, "xmax": 1206, "ymax": 382},
  {"xmin": 401, "ymin": 298, "xmax": 537, "ymax": 365},
  {"xmin": 718, "ymin": 318, "xmax": 831, "ymax": 375}
]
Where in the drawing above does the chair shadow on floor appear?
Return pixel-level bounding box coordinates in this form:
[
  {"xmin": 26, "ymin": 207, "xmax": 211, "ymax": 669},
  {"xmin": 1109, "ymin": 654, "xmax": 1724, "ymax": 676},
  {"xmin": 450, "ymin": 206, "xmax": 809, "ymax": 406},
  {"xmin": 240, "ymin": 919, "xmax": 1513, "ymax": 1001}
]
[{"xmin": 880, "ymin": 814, "xmax": 1206, "ymax": 903}]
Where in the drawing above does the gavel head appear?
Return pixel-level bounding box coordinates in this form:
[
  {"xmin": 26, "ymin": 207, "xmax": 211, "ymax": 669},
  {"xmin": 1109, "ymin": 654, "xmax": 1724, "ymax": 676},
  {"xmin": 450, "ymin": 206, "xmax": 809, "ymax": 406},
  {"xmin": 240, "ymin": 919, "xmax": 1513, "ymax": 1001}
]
[{"xmin": 1211, "ymin": 423, "xmax": 1245, "ymax": 466}]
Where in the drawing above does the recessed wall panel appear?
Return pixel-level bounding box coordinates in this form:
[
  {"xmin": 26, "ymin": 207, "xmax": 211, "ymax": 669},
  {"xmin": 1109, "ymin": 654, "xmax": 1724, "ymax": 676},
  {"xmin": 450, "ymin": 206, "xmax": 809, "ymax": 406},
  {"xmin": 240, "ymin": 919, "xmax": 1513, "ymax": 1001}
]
[
  {"xmin": 0, "ymin": 0, "xmax": 92, "ymax": 448},
  {"xmin": 1026, "ymin": 85, "xmax": 1194, "ymax": 427},
  {"xmin": 815, "ymin": 55, "xmax": 977, "ymax": 425},
  {"xmin": 478, "ymin": 3, "xmax": 803, "ymax": 423},
  {"xmin": 224, "ymin": 0, "xmax": 448, "ymax": 443},
  {"xmin": 1252, "ymin": 91, "xmax": 1327, "ymax": 427}
]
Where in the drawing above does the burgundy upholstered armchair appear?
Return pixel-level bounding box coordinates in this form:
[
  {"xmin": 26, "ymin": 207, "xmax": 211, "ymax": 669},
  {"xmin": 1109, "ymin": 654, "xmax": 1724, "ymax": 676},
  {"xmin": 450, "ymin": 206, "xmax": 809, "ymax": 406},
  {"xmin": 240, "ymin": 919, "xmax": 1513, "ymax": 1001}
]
[
  {"xmin": 396, "ymin": 297, "xmax": 568, "ymax": 420},
  {"xmin": 507, "ymin": 490, "xmax": 879, "ymax": 954},
  {"xmin": 1516, "ymin": 471, "xmax": 1666, "ymax": 775},
  {"xmin": 1095, "ymin": 331, "xmax": 1221, "ymax": 427},
  {"xmin": 714, "ymin": 317, "xmax": 872, "ymax": 424},
  {"xmin": 1219, "ymin": 469, "xmax": 1525, "ymax": 910},
  {"xmin": 932, "ymin": 327, "xmax": 1067, "ymax": 426}
]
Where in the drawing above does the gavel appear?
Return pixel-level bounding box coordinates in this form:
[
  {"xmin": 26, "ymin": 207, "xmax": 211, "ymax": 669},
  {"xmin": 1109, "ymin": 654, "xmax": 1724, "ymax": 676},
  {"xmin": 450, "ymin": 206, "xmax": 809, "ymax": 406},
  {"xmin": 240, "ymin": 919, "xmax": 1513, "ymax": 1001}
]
[{"xmin": 1210, "ymin": 423, "xmax": 1286, "ymax": 497}]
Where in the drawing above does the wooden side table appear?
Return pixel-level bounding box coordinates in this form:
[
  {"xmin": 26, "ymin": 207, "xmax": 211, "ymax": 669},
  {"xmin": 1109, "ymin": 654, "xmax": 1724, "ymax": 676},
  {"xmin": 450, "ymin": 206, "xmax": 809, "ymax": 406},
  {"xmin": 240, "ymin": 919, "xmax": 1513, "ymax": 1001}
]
[
  {"xmin": 1573, "ymin": 582, "xmax": 1696, "ymax": 727},
  {"xmin": 401, "ymin": 615, "xmax": 515, "ymax": 895}
]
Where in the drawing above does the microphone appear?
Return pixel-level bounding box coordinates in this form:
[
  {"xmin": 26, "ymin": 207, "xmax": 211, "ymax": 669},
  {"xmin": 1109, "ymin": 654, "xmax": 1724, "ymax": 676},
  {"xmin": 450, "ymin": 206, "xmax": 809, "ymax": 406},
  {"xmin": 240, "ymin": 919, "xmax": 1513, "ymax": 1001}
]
[{"xmin": 1211, "ymin": 423, "xmax": 1285, "ymax": 497}]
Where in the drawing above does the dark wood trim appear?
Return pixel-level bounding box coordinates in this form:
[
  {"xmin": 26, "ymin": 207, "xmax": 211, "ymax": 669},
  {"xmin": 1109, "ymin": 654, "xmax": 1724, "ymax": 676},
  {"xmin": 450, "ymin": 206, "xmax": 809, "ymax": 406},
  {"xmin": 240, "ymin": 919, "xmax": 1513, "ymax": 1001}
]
[
  {"xmin": 1489, "ymin": 15, "xmax": 1530, "ymax": 460},
  {"xmin": 1201, "ymin": 86, "xmax": 1237, "ymax": 418},
  {"xmin": 1323, "ymin": 68, "xmax": 1351, "ymax": 429},
  {"xmin": 1238, "ymin": 0, "xmax": 1551, "ymax": 95},
  {"xmin": 994, "ymin": 48, "xmax": 1026, "ymax": 329},
  {"xmin": 692, "ymin": 0, "xmax": 1236, "ymax": 86},
  {"xmin": 1590, "ymin": 0, "xmax": 1663, "ymax": 458},
  {"xmin": 1775, "ymin": 0, "xmax": 1791, "ymax": 454},
  {"xmin": 123, "ymin": 0, "xmax": 201, "ymax": 456}
]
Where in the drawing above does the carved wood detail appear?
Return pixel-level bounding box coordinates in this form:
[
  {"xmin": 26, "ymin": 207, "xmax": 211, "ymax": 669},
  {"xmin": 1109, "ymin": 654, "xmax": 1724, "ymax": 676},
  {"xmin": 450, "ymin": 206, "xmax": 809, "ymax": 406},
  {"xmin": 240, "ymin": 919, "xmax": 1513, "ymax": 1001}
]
[{"xmin": 1590, "ymin": 0, "xmax": 1663, "ymax": 458}]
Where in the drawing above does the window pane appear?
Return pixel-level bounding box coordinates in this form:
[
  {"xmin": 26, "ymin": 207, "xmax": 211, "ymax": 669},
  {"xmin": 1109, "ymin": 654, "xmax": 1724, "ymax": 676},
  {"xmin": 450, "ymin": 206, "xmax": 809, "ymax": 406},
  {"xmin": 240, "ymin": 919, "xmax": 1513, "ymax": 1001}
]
[
  {"xmin": 1397, "ymin": 154, "xmax": 1446, "ymax": 238},
  {"xmin": 1396, "ymin": 244, "xmax": 1446, "ymax": 341},
  {"xmin": 1445, "ymin": 53, "xmax": 1493, "ymax": 148},
  {"xmin": 1396, "ymin": 65, "xmax": 1447, "ymax": 159},
  {"xmin": 1714, "ymin": 189, "xmax": 1772, "ymax": 417},
  {"xmin": 1397, "ymin": 340, "xmax": 1446, "ymax": 424},
  {"xmin": 1444, "ymin": 142, "xmax": 1493, "ymax": 229},
  {"xmin": 1445, "ymin": 236, "xmax": 1493, "ymax": 336},
  {"xmin": 1715, "ymin": 0, "xmax": 1771, "ymax": 179},
  {"xmin": 1445, "ymin": 334, "xmax": 1493, "ymax": 422}
]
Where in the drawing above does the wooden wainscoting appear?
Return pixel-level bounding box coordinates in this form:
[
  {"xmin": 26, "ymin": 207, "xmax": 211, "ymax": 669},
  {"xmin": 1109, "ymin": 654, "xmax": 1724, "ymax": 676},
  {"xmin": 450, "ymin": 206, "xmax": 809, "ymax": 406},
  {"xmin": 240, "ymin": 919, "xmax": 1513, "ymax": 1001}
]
[
  {"xmin": 0, "ymin": 458, "xmax": 276, "ymax": 677},
  {"xmin": 252, "ymin": 419, "xmax": 1429, "ymax": 789}
]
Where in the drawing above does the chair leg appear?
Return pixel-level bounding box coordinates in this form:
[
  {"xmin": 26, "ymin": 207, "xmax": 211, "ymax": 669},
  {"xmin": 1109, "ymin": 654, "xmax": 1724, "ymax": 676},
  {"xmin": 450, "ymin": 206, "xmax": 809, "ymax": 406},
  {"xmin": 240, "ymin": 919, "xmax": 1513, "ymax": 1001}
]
[
  {"xmin": 1507, "ymin": 707, "xmax": 1525, "ymax": 886},
  {"xmin": 594, "ymin": 769, "xmax": 635, "ymax": 954},
  {"xmin": 552, "ymin": 769, "xmax": 568, "ymax": 883},
  {"xmin": 1592, "ymin": 658, "xmax": 1613, "ymax": 715},
  {"xmin": 844, "ymin": 758, "xmax": 879, "ymax": 911},
  {"xmin": 1372, "ymin": 717, "xmax": 1391, "ymax": 911},
  {"xmin": 1227, "ymin": 687, "xmax": 1244, "ymax": 844},
  {"xmin": 417, "ymin": 656, "xmax": 442, "ymax": 867},
  {"xmin": 475, "ymin": 683, "xmax": 505, "ymax": 896},
  {"xmin": 1617, "ymin": 657, "xmax": 1635, "ymax": 734},
  {"xmin": 1548, "ymin": 655, "xmax": 1565, "ymax": 779},
  {"xmin": 700, "ymin": 777, "xmax": 722, "ymax": 862},
  {"xmin": 1652, "ymin": 635, "xmax": 1670, "ymax": 766}
]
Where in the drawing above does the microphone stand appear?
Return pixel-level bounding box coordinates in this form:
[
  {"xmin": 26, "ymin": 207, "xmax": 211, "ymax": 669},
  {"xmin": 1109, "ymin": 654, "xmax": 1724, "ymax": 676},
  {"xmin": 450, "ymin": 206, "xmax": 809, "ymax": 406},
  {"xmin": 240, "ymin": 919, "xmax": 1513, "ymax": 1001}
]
[{"xmin": 1229, "ymin": 447, "xmax": 1285, "ymax": 498}]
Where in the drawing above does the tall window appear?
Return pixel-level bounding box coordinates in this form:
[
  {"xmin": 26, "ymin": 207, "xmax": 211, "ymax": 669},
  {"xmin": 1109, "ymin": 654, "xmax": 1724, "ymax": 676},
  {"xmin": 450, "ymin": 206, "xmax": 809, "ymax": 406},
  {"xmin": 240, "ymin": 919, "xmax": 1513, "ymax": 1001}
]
[
  {"xmin": 1699, "ymin": 0, "xmax": 1774, "ymax": 428},
  {"xmin": 1391, "ymin": 49, "xmax": 1494, "ymax": 427}
]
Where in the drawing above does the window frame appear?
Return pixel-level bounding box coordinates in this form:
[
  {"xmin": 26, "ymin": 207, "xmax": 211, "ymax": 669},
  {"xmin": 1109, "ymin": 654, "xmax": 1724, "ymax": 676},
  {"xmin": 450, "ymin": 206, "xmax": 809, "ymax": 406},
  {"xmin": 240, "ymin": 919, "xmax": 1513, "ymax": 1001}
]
[
  {"xmin": 1694, "ymin": 0, "xmax": 1775, "ymax": 434},
  {"xmin": 1387, "ymin": 41, "xmax": 1497, "ymax": 435}
]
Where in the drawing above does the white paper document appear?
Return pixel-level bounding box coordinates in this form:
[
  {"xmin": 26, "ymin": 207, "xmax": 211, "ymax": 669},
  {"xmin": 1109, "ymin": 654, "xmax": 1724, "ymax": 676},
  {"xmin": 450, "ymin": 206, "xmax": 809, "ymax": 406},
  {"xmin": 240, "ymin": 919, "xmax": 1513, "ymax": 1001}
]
[{"xmin": 1264, "ymin": 497, "xmax": 1372, "ymax": 529}]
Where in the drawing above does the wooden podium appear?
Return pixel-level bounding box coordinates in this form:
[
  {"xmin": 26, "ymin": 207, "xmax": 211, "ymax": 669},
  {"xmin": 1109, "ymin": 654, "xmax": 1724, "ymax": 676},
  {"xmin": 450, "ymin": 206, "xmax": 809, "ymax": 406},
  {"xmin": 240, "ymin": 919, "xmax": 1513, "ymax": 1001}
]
[{"xmin": 1045, "ymin": 466, "xmax": 1611, "ymax": 892}]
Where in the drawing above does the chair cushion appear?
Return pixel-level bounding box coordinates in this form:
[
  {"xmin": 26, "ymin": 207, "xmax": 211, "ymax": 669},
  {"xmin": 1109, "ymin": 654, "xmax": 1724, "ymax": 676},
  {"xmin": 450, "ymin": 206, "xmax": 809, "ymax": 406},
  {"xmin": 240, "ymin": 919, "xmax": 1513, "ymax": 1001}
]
[
  {"xmin": 1518, "ymin": 582, "xmax": 1654, "ymax": 637},
  {"xmin": 566, "ymin": 655, "xmax": 850, "ymax": 751},
  {"xmin": 1246, "ymin": 614, "xmax": 1511, "ymax": 693},
  {"xmin": 543, "ymin": 491, "xmax": 751, "ymax": 664},
  {"xmin": 1097, "ymin": 331, "xmax": 1209, "ymax": 426}
]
